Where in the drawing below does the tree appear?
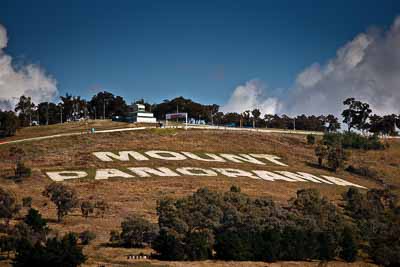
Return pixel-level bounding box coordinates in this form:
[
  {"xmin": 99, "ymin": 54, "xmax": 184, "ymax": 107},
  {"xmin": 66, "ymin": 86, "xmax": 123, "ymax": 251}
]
[
  {"xmin": 342, "ymin": 97, "xmax": 372, "ymax": 132},
  {"xmin": 89, "ymin": 91, "xmax": 128, "ymax": 119},
  {"xmin": 13, "ymin": 233, "xmax": 86, "ymax": 267},
  {"xmin": 340, "ymin": 226, "xmax": 358, "ymax": 262},
  {"xmin": 314, "ymin": 144, "xmax": 328, "ymax": 167},
  {"xmin": 0, "ymin": 110, "xmax": 19, "ymax": 137},
  {"xmin": 0, "ymin": 235, "xmax": 16, "ymax": 258},
  {"xmin": 119, "ymin": 215, "xmax": 159, "ymax": 248},
  {"xmin": 24, "ymin": 208, "xmax": 48, "ymax": 233},
  {"xmin": 325, "ymin": 114, "xmax": 340, "ymax": 132},
  {"xmin": 251, "ymin": 109, "xmax": 261, "ymax": 128},
  {"xmin": 185, "ymin": 229, "xmax": 213, "ymax": 260},
  {"xmin": 80, "ymin": 201, "xmax": 94, "ymax": 218},
  {"xmin": 9, "ymin": 146, "xmax": 31, "ymax": 180},
  {"xmin": 327, "ymin": 146, "xmax": 346, "ymax": 171},
  {"xmin": 42, "ymin": 183, "xmax": 78, "ymax": 222},
  {"xmin": 0, "ymin": 188, "xmax": 20, "ymax": 225},
  {"xmin": 37, "ymin": 102, "xmax": 60, "ymax": 125},
  {"xmin": 14, "ymin": 95, "xmax": 34, "ymax": 127}
]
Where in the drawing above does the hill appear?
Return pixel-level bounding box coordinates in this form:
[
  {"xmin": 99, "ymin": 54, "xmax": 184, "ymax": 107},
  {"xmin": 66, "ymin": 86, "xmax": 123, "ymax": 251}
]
[{"xmin": 0, "ymin": 121, "xmax": 399, "ymax": 266}]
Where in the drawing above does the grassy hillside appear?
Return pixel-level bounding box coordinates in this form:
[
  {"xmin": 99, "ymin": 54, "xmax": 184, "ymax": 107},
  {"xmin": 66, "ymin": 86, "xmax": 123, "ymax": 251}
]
[{"xmin": 0, "ymin": 122, "xmax": 398, "ymax": 266}]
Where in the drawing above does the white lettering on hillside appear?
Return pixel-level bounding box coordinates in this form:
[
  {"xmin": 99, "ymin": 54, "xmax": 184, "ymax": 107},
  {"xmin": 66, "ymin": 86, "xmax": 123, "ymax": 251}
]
[
  {"xmin": 44, "ymin": 166, "xmax": 367, "ymax": 188},
  {"xmin": 176, "ymin": 167, "xmax": 218, "ymax": 176},
  {"xmin": 46, "ymin": 171, "xmax": 88, "ymax": 182},
  {"xmin": 95, "ymin": 169, "xmax": 134, "ymax": 180},
  {"xmin": 93, "ymin": 151, "xmax": 149, "ymax": 162},
  {"xmin": 127, "ymin": 167, "xmax": 180, "ymax": 177},
  {"xmin": 212, "ymin": 168, "xmax": 260, "ymax": 179},
  {"xmin": 275, "ymin": 171, "xmax": 330, "ymax": 183},
  {"xmin": 219, "ymin": 154, "xmax": 265, "ymax": 165},
  {"xmin": 181, "ymin": 152, "xmax": 226, "ymax": 162},
  {"xmin": 250, "ymin": 154, "xmax": 288, "ymax": 166},
  {"xmin": 145, "ymin": 151, "xmax": 187, "ymax": 161},
  {"xmin": 252, "ymin": 170, "xmax": 296, "ymax": 182},
  {"xmin": 91, "ymin": 150, "xmax": 288, "ymax": 167},
  {"xmin": 322, "ymin": 176, "xmax": 366, "ymax": 189}
]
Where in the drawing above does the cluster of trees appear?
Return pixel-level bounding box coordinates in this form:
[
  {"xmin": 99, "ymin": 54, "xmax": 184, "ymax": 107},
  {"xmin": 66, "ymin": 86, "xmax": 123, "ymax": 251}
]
[
  {"xmin": 13, "ymin": 92, "xmax": 130, "ymax": 127},
  {"xmin": 312, "ymin": 132, "xmax": 385, "ymax": 172},
  {"xmin": 0, "ymin": 186, "xmax": 98, "ymax": 266},
  {"xmin": 342, "ymin": 97, "xmax": 400, "ymax": 136},
  {"xmin": 109, "ymin": 186, "xmax": 399, "ymax": 265},
  {"xmin": 0, "ymin": 110, "xmax": 18, "ymax": 137}
]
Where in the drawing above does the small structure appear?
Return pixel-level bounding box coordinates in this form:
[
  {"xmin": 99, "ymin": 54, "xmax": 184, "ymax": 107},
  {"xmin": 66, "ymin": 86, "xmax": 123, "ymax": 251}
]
[
  {"xmin": 127, "ymin": 253, "xmax": 150, "ymax": 260},
  {"xmin": 131, "ymin": 104, "xmax": 157, "ymax": 123},
  {"xmin": 112, "ymin": 104, "xmax": 157, "ymax": 123}
]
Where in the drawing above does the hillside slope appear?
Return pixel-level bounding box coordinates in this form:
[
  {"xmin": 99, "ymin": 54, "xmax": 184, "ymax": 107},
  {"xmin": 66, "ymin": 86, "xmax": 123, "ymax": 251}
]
[{"xmin": 0, "ymin": 125, "xmax": 398, "ymax": 266}]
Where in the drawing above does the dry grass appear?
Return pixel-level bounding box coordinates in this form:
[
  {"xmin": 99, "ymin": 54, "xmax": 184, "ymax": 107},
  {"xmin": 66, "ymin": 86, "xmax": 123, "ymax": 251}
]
[{"xmin": 0, "ymin": 124, "xmax": 397, "ymax": 266}]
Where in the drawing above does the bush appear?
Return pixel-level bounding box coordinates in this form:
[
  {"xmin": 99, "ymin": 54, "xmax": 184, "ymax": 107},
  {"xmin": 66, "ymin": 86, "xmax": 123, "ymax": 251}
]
[
  {"xmin": 80, "ymin": 201, "xmax": 94, "ymax": 218},
  {"xmin": 307, "ymin": 134, "xmax": 316, "ymax": 145},
  {"xmin": 314, "ymin": 144, "xmax": 328, "ymax": 166},
  {"xmin": 323, "ymin": 132, "xmax": 384, "ymax": 150},
  {"xmin": 346, "ymin": 165, "xmax": 378, "ymax": 179},
  {"xmin": 15, "ymin": 162, "xmax": 31, "ymax": 179},
  {"xmin": 119, "ymin": 215, "xmax": 159, "ymax": 248},
  {"xmin": 327, "ymin": 146, "xmax": 347, "ymax": 171},
  {"xmin": 79, "ymin": 231, "xmax": 96, "ymax": 245},
  {"xmin": 22, "ymin": 197, "xmax": 32, "ymax": 208},
  {"xmin": 24, "ymin": 208, "xmax": 47, "ymax": 233},
  {"xmin": 94, "ymin": 200, "xmax": 108, "ymax": 217}
]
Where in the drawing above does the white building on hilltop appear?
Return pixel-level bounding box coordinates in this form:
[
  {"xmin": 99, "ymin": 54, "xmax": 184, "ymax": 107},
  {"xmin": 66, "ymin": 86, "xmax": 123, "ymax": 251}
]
[{"xmin": 131, "ymin": 104, "xmax": 157, "ymax": 123}]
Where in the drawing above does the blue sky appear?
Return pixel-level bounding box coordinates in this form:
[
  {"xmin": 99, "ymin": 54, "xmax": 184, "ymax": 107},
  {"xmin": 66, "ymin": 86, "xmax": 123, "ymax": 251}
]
[{"xmin": 1, "ymin": 0, "xmax": 400, "ymax": 109}]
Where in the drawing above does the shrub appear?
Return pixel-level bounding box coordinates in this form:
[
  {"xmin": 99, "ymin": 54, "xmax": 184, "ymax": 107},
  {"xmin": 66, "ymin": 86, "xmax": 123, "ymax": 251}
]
[
  {"xmin": 307, "ymin": 134, "xmax": 316, "ymax": 145},
  {"xmin": 24, "ymin": 208, "xmax": 47, "ymax": 233},
  {"xmin": 323, "ymin": 132, "xmax": 384, "ymax": 150},
  {"xmin": 22, "ymin": 197, "xmax": 32, "ymax": 208},
  {"xmin": 79, "ymin": 230, "xmax": 96, "ymax": 245},
  {"xmin": 94, "ymin": 200, "xmax": 108, "ymax": 217},
  {"xmin": 80, "ymin": 201, "xmax": 94, "ymax": 219},
  {"xmin": 346, "ymin": 165, "xmax": 378, "ymax": 179},
  {"xmin": 15, "ymin": 162, "xmax": 31, "ymax": 179},
  {"xmin": 314, "ymin": 144, "xmax": 328, "ymax": 166},
  {"xmin": 327, "ymin": 146, "xmax": 347, "ymax": 171},
  {"xmin": 109, "ymin": 230, "xmax": 120, "ymax": 244}
]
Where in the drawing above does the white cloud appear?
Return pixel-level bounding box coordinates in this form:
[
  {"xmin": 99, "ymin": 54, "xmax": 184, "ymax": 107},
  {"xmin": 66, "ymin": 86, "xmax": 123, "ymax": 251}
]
[
  {"xmin": 0, "ymin": 23, "xmax": 58, "ymax": 110},
  {"xmin": 221, "ymin": 79, "xmax": 281, "ymax": 115},
  {"xmin": 224, "ymin": 16, "xmax": 400, "ymax": 116}
]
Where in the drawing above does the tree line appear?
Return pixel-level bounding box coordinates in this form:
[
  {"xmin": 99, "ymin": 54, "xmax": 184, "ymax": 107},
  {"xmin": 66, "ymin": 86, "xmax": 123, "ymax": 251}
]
[
  {"xmin": 108, "ymin": 186, "xmax": 399, "ymax": 266},
  {"xmin": 1, "ymin": 94, "xmax": 399, "ymax": 138}
]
